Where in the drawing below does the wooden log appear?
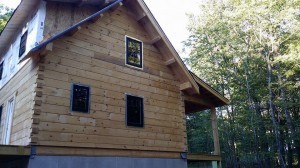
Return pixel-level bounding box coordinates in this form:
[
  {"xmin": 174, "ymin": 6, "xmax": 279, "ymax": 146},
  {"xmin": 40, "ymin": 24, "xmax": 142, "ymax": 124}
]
[
  {"xmin": 147, "ymin": 36, "xmax": 161, "ymax": 45},
  {"xmin": 137, "ymin": 12, "xmax": 147, "ymax": 22},
  {"xmin": 211, "ymin": 107, "xmax": 220, "ymax": 155},
  {"xmin": 66, "ymin": 26, "xmax": 81, "ymax": 36},
  {"xmin": 40, "ymin": 43, "xmax": 53, "ymax": 56},
  {"xmin": 165, "ymin": 58, "xmax": 176, "ymax": 66},
  {"xmin": 187, "ymin": 154, "xmax": 221, "ymax": 161},
  {"xmin": 109, "ymin": 2, "xmax": 123, "ymax": 12},
  {"xmin": 36, "ymin": 146, "xmax": 182, "ymax": 158},
  {"xmin": 180, "ymin": 82, "xmax": 192, "ymax": 91},
  {"xmin": 0, "ymin": 145, "xmax": 30, "ymax": 156},
  {"xmin": 32, "ymin": 118, "xmax": 40, "ymax": 124},
  {"xmin": 31, "ymin": 127, "xmax": 39, "ymax": 134},
  {"xmin": 90, "ymin": 13, "xmax": 104, "ymax": 23}
]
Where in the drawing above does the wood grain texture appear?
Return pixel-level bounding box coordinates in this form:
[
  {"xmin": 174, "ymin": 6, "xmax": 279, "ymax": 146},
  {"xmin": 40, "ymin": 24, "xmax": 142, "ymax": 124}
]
[
  {"xmin": 36, "ymin": 146, "xmax": 182, "ymax": 158},
  {"xmin": 0, "ymin": 58, "xmax": 39, "ymax": 145},
  {"xmin": 36, "ymin": 5, "xmax": 187, "ymax": 153}
]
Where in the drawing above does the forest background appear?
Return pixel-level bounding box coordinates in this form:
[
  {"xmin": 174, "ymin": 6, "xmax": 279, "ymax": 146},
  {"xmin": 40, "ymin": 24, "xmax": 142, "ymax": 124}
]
[{"xmin": 185, "ymin": 0, "xmax": 300, "ymax": 167}]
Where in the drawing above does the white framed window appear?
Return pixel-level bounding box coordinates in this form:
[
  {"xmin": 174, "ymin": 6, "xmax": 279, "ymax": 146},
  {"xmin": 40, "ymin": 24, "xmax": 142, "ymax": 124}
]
[
  {"xmin": 0, "ymin": 61, "xmax": 3, "ymax": 80},
  {"xmin": 2, "ymin": 97, "xmax": 15, "ymax": 144},
  {"xmin": 19, "ymin": 31, "xmax": 28, "ymax": 58},
  {"xmin": 125, "ymin": 36, "xmax": 143, "ymax": 69},
  {"xmin": 0, "ymin": 104, "xmax": 3, "ymax": 126}
]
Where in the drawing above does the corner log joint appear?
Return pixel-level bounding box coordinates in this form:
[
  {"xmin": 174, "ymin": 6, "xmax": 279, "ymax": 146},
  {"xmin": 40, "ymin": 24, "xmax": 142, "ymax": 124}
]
[{"xmin": 40, "ymin": 43, "xmax": 53, "ymax": 56}]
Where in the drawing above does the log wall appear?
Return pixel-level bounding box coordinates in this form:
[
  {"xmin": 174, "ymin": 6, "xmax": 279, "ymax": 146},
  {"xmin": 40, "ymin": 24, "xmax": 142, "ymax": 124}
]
[
  {"xmin": 36, "ymin": 5, "xmax": 187, "ymax": 154},
  {"xmin": 0, "ymin": 58, "xmax": 39, "ymax": 145}
]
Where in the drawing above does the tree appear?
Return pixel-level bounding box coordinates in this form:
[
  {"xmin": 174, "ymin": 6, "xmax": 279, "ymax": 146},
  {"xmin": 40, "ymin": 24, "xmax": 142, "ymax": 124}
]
[
  {"xmin": 184, "ymin": 0, "xmax": 300, "ymax": 167},
  {"xmin": 0, "ymin": 5, "xmax": 14, "ymax": 32}
]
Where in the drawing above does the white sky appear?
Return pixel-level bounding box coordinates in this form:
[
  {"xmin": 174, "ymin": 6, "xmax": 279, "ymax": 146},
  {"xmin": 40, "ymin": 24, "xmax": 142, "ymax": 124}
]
[
  {"xmin": 0, "ymin": 0, "xmax": 21, "ymax": 9},
  {"xmin": 0, "ymin": 0, "xmax": 201, "ymax": 55}
]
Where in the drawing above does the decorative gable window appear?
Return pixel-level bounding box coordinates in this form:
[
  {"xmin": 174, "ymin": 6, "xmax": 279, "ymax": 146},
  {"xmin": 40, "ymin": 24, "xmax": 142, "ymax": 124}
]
[
  {"xmin": 19, "ymin": 31, "xmax": 28, "ymax": 57},
  {"xmin": 125, "ymin": 36, "xmax": 143, "ymax": 69},
  {"xmin": 126, "ymin": 94, "xmax": 144, "ymax": 127},
  {"xmin": 0, "ymin": 61, "xmax": 3, "ymax": 80},
  {"xmin": 70, "ymin": 84, "xmax": 90, "ymax": 113}
]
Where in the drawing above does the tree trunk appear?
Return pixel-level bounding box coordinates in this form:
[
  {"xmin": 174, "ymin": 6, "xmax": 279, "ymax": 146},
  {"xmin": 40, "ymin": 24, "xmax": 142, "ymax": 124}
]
[
  {"xmin": 267, "ymin": 56, "xmax": 286, "ymax": 168},
  {"xmin": 255, "ymin": 102, "xmax": 271, "ymax": 168},
  {"xmin": 243, "ymin": 59, "xmax": 262, "ymax": 168},
  {"xmin": 276, "ymin": 64, "xmax": 297, "ymax": 167}
]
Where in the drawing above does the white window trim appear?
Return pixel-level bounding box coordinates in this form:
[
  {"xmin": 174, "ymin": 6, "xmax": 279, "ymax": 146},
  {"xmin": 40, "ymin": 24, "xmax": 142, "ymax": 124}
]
[
  {"xmin": 125, "ymin": 35, "xmax": 144, "ymax": 70},
  {"xmin": 2, "ymin": 97, "xmax": 15, "ymax": 144}
]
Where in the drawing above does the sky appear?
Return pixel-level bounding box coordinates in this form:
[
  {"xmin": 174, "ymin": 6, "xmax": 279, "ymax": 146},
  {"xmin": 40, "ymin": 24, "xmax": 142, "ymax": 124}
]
[{"xmin": 0, "ymin": 0, "xmax": 201, "ymax": 55}]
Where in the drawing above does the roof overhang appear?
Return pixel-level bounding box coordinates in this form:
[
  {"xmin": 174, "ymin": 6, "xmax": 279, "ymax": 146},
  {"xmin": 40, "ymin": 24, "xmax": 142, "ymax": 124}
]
[
  {"xmin": 190, "ymin": 72, "xmax": 229, "ymax": 106},
  {"xmin": 44, "ymin": 0, "xmax": 111, "ymax": 6},
  {"xmin": 0, "ymin": 0, "xmax": 40, "ymax": 58}
]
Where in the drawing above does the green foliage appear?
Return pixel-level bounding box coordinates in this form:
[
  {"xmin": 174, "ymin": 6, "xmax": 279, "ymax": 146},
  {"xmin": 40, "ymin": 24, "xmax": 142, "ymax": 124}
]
[
  {"xmin": 0, "ymin": 5, "xmax": 13, "ymax": 32},
  {"xmin": 185, "ymin": 0, "xmax": 300, "ymax": 167},
  {"xmin": 186, "ymin": 111, "xmax": 213, "ymax": 154}
]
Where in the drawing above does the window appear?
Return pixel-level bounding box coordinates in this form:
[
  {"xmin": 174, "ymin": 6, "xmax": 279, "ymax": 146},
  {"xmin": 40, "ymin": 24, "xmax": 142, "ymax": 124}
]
[
  {"xmin": 126, "ymin": 94, "xmax": 144, "ymax": 127},
  {"xmin": 0, "ymin": 105, "xmax": 2, "ymax": 141},
  {"xmin": 19, "ymin": 31, "xmax": 28, "ymax": 57},
  {"xmin": 0, "ymin": 105, "xmax": 2, "ymax": 124},
  {"xmin": 3, "ymin": 98, "xmax": 14, "ymax": 144},
  {"xmin": 0, "ymin": 61, "xmax": 3, "ymax": 80},
  {"xmin": 125, "ymin": 36, "xmax": 143, "ymax": 69},
  {"xmin": 70, "ymin": 84, "xmax": 90, "ymax": 113}
]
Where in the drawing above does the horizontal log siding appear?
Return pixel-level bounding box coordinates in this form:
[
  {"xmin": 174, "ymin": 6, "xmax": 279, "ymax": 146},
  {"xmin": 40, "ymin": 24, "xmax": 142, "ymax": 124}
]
[
  {"xmin": 0, "ymin": 58, "xmax": 39, "ymax": 145},
  {"xmin": 37, "ymin": 6, "xmax": 187, "ymax": 153}
]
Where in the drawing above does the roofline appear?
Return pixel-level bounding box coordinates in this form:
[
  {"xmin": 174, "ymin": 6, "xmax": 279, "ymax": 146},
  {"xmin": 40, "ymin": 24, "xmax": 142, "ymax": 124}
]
[
  {"xmin": 20, "ymin": 0, "xmax": 227, "ymax": 107},
  {"xmin": 190, "ymin": 71, "xmax": 230, "ymax": 105},
  {"xmin": 0, "ymin": 0, "xmax": 40, "ymax": 58},
  {"xmin": 136, "ymin": 0, "xmax": 200, "ymax": 94},
  {"xmin": 0, "ymin": 4, "xmax": 20, "ymax": 36}
]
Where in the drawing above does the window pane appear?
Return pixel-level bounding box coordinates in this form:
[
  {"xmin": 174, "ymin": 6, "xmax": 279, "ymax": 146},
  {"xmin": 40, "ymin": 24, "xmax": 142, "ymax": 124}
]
[
  {"xmin": 71, "ymin": 84, "xmax": 90, "ymax": 113},
  {"xmin": 4, "ymin": 98, "xmax": 14, "ymax": 144},
  {"xmin": 0, "ymin": 105, "xmax": 2, "ymax": 123},
  {"xmin": 126, "ymin": 95, "xmax": 143, "ymax": 127},
  {"xmin": 0, "ymin": 62, "xmax": 3, "ymax": 80},
  {"xmin": 126, "ymin": 37, "xmax": 143, "ymax": 68},
  {"xmin": 19, "ymin": 31, "xmax": 28, "ymax": 57}
]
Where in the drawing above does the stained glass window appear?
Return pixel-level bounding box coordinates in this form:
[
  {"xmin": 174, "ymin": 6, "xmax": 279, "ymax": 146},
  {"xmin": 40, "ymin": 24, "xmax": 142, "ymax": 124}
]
[{"xmin": 126, "ymin": 36, "xmax": 143, "ymax": 68}]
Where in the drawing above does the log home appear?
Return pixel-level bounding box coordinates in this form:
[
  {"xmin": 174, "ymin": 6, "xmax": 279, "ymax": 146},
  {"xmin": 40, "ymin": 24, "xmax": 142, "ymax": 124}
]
[{"xmin": 0, "ymin": 0, "xmax": 229, "ymax": 167}]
